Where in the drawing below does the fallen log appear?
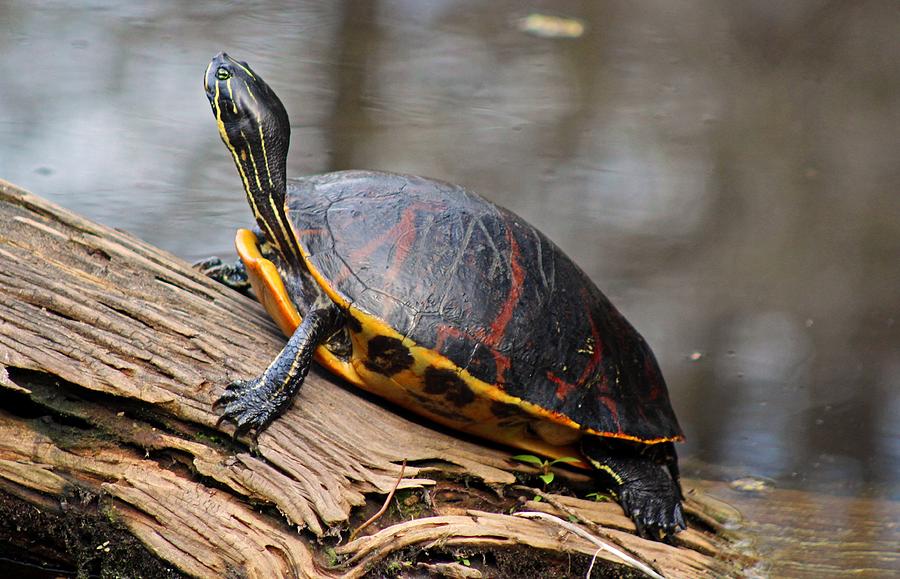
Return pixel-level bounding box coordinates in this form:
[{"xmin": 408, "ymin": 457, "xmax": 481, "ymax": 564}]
[{"xmin": 0, "ymin": 179, "xmax": 745, "ymax": 578}]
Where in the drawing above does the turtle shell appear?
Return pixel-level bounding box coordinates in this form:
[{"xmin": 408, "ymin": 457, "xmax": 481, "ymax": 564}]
[{"xmin": 276, "ymin": 170, "xmax": 683, "ymax": 446}]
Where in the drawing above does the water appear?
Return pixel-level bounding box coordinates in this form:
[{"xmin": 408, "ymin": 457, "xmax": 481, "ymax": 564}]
[{"xmin": 0, "ymin": 0, "xmax": 897, "ymax": 513}]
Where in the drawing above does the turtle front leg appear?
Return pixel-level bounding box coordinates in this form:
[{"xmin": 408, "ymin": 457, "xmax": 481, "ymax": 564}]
[
  {"xmin": 194, "ymin": 256, "xmax": 251, "ymax": 293},
  {"xmin": 582, "ymin": 439, "xmax": 685, "ymax": 541},
  {"xmin": 215, "ymin": 304, "xmax": 343, "ymax": 436},
  {"xmin": 194, "ymin": 227, "xmax": 268, "ymax": 293}
]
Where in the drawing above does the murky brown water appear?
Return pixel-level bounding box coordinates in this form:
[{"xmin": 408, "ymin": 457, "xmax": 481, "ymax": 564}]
[{"xmin": 1, "ymin": 0, "xmax": 897, "ymax": 521}]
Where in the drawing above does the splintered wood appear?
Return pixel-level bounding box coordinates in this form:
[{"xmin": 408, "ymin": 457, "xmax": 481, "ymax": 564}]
[{"xmin": 0, "ymin": 180, "xmax": 737, "ymax": 578}]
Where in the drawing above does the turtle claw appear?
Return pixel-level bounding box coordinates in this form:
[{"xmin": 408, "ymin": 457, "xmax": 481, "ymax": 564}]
[
  {"xmin": 630, "ymin": 507, "xmax": 647, "ymax": 538},
  {"xmin": 194, "ymin": 256, "xmax": 224, "ymax": 271},
  {"xmin": 233, "ymin": 413, "xmax": 261, "ymax": 442},
  {"xmin": 214, "ymin": 380, "xmax": 250, "ymax": 406},
  {"xmin": 675, "ymin": 504, "xmax": 687, "ymax": 530}
]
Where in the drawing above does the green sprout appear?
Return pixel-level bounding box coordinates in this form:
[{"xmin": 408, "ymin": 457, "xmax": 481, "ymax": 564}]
[
  {"xmin": 512, "ymin": 454, "xmax": 580, "ymax": 486},
  {"xmin": 323, "ymin": 547, "xmax": 338, "ymax": 567}
]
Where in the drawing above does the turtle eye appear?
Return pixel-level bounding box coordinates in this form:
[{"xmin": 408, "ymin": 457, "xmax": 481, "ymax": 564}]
[{"xmin": 215, "ymin": 67, "xmax": 232, "ymax": 81}]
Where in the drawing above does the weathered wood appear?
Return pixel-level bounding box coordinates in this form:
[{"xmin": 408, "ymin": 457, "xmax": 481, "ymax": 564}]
[{"xmin": 0, "ymin": 179, "xmax": 742, "ymax": 578}]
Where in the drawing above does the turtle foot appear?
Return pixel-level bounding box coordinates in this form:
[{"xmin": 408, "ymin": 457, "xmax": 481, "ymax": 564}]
[
  {"xmin": 582, "ymin": 439, "xmax": 685, "ymax": 542},
  {"xmin": 618, "ymin": 472, "xmax": 686, "ymax": 542},
  {"xmin": 213, "ymin": 306, "xmax": 340, "ymax": 438},
  {"xmin": 194, "ymin": 256, "xmax": 251, "ymax": 292},
  {"xmin": 214, "ymin": 376, "xmax": 294, "ymax": 437}
]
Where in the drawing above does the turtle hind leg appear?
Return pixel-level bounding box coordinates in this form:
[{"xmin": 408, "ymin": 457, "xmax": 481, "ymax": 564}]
[
  {"xmin": 215, "ymin": 304, "xmax": 343, "ymax": 436},
  {"xmin": 581, "ymin": 438, "xmax": 686, "ymax": 542}
]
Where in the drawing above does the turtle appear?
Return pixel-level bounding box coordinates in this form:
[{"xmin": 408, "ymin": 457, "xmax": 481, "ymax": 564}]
[{"xmin": 200, "ymin": 52, "xmax": 686, "ymax": 540}]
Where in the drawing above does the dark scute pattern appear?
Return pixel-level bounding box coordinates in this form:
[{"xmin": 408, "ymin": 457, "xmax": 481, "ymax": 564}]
[
  {"xmin": 409, "ymin": 391, "xmax": 476, "ymax": 423},
  {"xmin": 489, "ymin": 401, "xmax": 532, "ymax": 428},
  {"xmin": 287, "ymin": 171, "xmax": 682, "ymax": 440},
  {"xmin": 364, "ymin": 335, "xmax": 413, "ymax": 376},
  {"xmin": 423, "ymin": 367, "xmax": 476, "ymax": 407},
  {"xmin": 490, "ymin": 401, "xmax": 522, "ymax": 418},
  {"xmin": 466, "ymin": 342, "xmax": 498, "ymax": 384}
]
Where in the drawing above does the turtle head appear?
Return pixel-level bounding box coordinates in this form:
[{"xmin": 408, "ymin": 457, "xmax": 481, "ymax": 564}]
[
  {"xmin": 205, "ymin": 53, "xmax": 298, "ymax": 260},
  {"xmin": 205, "ymin": 53, "xmax": 289, "ymax": 149}
]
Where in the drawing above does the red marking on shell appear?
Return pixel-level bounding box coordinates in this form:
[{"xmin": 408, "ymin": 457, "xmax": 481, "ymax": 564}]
[
  {"xmin": 549, "ymin": 290, "xmax": 603, "ymax": 400},
  {"xmin": 432, "ymin": 223, "xmax": 525, "ymax": 385},
  {"xmin": 339, "ymin": 201, "xmax": 438, "ymax": 323},
  {"xmin": 548, "ymin": 371, "xmax": 575, "ymax": 400},
  {"xmin": 598, "ymin": 394, "xmax": 622, "ymax": 433},
  {"xmin": 492, "ymin": 348, "xmax": 511, "ymax": 384},
  {"xmin": 484, "ymin": 227, "xmax": 524, "ymax": 349},
  {"xmin": 383, "ymin": 206, "xmax": 420, "ymax": 282},
  {"xmin": 346, "ymin": 201, "xmax": 436, "ymax": 267}
]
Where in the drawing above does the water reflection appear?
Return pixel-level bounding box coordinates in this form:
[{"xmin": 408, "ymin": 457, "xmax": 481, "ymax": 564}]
[{"xmin": 0, "ymin": 1, "xmax": 897, "ymax": 503}]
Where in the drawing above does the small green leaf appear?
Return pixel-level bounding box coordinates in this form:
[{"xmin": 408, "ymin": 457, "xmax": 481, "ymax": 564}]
[
  {"xmin": 323, "ymin": 547, "xmax": 338, "ymax": 567},
  {"xmin": 461, "ymin": 558, "xmax": 470, "ymax": 566},
  {"xmin": 539, "ymin": 472, "xmax": 555, "ymax": 485},
  {"xmin": 512, "ymin": 454, "xmax": 546, "ymax": 466},
  {"xmin": 533, "ymin": 495, "xmax": 542, "ymax": 502},
  {"xmin": 550, "ymin": 456, "xmax": 581, "ymax": 465}
]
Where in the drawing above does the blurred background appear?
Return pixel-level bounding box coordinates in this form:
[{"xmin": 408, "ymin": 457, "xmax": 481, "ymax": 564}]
[{"xmin": 0, "ymin": 0, "xmax": 897, "ymax": 516}]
